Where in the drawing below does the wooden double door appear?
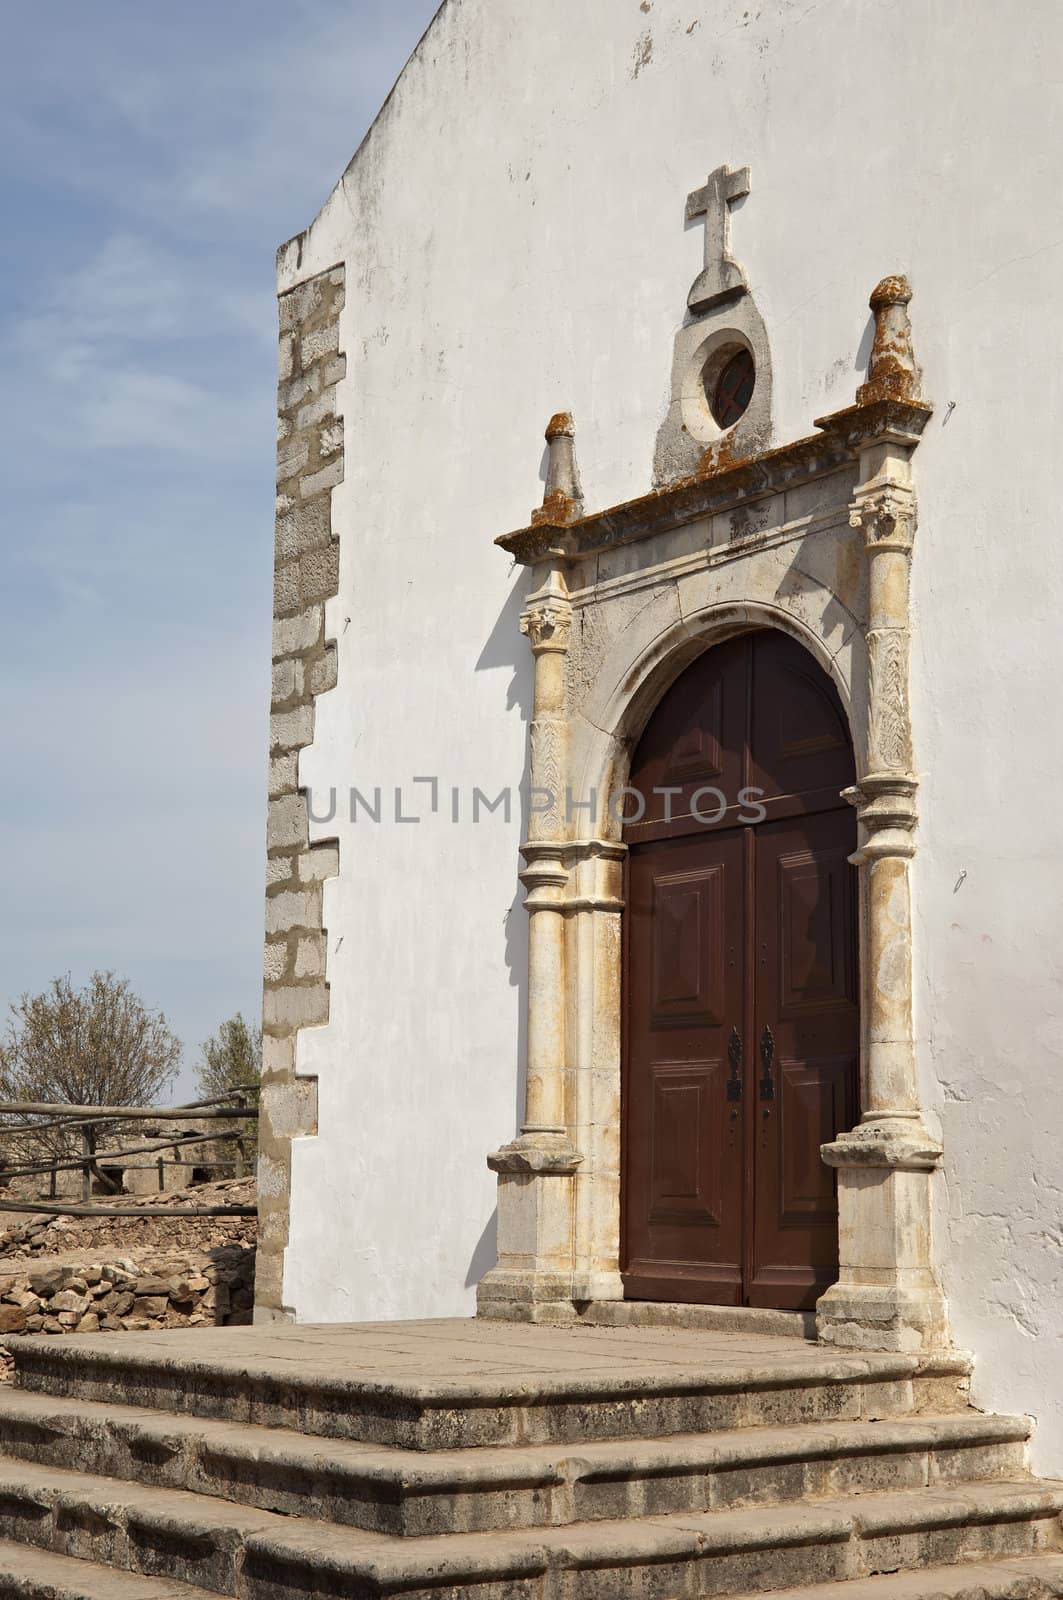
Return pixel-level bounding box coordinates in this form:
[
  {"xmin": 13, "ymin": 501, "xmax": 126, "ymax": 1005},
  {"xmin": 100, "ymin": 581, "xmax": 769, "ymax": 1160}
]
[{"xmin": 621, "ymin": 630, "xmax": 859, "ymax": 1311}]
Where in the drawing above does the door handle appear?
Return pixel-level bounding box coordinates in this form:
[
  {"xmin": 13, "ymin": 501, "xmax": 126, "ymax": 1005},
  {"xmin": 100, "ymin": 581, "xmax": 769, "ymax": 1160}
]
[
  {"xmin": 726, "ymin": 1026, "xmax": 743, "ymax": 1102},
  {"xmin": 759, "ymin": 1024, "xmax": 775, "ymax": 1102}
]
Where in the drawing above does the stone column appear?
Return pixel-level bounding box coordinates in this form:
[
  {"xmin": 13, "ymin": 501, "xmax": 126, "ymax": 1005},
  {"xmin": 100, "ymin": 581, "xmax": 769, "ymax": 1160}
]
[
  {"xmin": 477, "ymin": 567, "xmax": 583, "ymax": 1319},
  {"xmin": 816, "ymin": 285, "xmax": 949, "ymax": 1350},
  {"xmin": 567, "ymin": 839, "xmax": 627, "ymax": 1305}
]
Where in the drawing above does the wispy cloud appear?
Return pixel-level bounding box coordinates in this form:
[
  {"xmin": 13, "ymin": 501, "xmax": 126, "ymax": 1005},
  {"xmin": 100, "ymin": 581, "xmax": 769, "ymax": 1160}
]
[{"xmin": 0, "ymin": 0, "xmax": 441, "ymax": 1095}]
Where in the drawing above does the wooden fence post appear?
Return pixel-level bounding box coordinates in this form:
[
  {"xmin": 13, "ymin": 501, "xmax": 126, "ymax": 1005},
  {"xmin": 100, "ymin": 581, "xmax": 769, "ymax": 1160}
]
[{"xmin": 81, "ymin": 1125, "xmax": 94, "ymax": 1203}]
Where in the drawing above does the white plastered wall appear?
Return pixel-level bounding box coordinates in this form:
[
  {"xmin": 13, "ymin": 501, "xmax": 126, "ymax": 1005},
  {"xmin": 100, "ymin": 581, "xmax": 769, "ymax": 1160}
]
[{"xmin": 277, "ymin": 0, "xmax": 1063, "ymax": 1470}]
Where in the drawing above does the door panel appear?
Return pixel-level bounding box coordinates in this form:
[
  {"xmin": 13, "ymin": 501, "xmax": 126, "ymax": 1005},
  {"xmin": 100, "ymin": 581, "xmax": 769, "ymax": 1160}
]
[
  {"xmin": 749, "ymin": 811, "xmax": 858, "ymax": 1309},
  {"xmin": 777, "ymin": 1055, "xmax": 854, "ymax": 1225},
  {"xmin": 623, "ymin": 635, "xmax": 747, "ymax": 835},
  {"xmin": 749, "ymin": 630, "xmax": 855, "ymax": 804},
  {"xmin": 651, "ymin": 865, "xmax": 726, "ymax": 1025},
  {"xmin": 778, "ymin": 845, "xmax": 856, "ymax": 1015},
  {"xmin": 623, "ymin": 831, "xmax": 744, "ymax": 1304},
  {"xmin": 648, "ymin": 1061, "xmax": 723, "ymax": 1226}
]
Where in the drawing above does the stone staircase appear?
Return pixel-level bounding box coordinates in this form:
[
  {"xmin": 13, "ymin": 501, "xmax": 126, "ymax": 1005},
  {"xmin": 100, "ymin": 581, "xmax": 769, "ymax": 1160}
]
[{"xmin": 0, "ymin": 1318, "xmax": 1061, "ymax": 1599}]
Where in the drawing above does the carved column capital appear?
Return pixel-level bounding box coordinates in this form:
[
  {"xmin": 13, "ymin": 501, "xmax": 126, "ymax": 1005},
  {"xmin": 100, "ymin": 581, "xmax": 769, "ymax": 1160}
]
[
  {"xmin": 520, "ymin": 599, "xmax": 572, "ymax": 654},
  {"xmin": 849, "ymin": 486, "xmax": 916, "ymax": 554},
  {"xmin": 520, "ymin": 568, "xmax": 573, "ymax": 656}
]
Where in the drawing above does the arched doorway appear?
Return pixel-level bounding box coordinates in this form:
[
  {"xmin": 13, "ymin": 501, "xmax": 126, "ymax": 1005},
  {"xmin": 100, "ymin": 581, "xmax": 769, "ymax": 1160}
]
[{"xmin": 621, "ymin": 628, "xmax": 859, "ymax": 1311}]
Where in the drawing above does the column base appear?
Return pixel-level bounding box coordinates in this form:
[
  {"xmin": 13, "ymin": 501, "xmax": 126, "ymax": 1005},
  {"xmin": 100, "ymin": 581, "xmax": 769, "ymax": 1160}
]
[
  {"xmin": 816, "ymin": 1273, "xmax": 950, "ymax": 1353},
  {"xmin": 817, "ymin": 1120, "xmax": 951, "ymax": 1353},
  {"xmin": 477, "ymin": 1135, "xmax": 583, "ymax": 1320},
  {"xmin": 476, "ymin": 1275, "xmax": 580, "ymax": 1322}
]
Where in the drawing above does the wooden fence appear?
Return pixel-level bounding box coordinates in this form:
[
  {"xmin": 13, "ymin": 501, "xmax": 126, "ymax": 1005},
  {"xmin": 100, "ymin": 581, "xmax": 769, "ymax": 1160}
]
[{"xmin": 0, "ymin": 1093, "xmax": 259, "ymax": 1218}]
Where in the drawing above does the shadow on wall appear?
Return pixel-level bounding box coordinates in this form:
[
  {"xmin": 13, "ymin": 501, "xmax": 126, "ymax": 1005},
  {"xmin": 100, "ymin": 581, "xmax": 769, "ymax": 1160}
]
[
  {"xmin": 465, "ymin": 1207, "xmax": 498, "ymax": 1289},
  {"xmin": 476, "ymin": 569, "xmax": 534, "ymax": 1142}
]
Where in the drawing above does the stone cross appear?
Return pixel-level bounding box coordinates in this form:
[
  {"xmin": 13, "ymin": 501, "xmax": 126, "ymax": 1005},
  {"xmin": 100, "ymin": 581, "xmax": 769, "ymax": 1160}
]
[{"xmin": 685, "ymin": 164, "xmax": 751, "ymax": 313}]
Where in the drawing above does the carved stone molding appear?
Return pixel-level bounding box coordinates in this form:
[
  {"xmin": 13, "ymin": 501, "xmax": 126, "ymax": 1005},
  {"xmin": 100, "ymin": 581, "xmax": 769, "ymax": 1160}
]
[
  {"xmin": 866, "ymin": 629, "xmax": 914, "ymax": 774},
  {"xmin": 500, "ymin": 398, "xmax": 931, "ymax": 565}
]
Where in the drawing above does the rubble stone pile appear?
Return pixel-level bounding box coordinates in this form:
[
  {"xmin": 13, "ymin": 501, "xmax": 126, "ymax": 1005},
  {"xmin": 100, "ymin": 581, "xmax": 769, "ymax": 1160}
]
[
  {"xmin": 0, "ymin": 1248, "xmax": 254, "ymax": 1337},
  {"xmin": 0, "ymin": 1178, "xmax": 256, "ymax": 1380}
]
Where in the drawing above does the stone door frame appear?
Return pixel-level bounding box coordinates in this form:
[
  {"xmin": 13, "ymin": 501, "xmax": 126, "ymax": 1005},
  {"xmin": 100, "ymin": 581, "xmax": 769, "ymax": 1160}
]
[{"xmin": 477, "ymin": 278, "xmax": 954, "ymax": 1355}]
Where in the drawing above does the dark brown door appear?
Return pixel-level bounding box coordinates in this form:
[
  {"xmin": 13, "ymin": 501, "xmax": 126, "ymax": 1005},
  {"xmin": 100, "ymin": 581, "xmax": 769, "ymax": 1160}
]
[{"xmin": 621, "ymin": 630, "xmax": 858, "ymax": 1311}]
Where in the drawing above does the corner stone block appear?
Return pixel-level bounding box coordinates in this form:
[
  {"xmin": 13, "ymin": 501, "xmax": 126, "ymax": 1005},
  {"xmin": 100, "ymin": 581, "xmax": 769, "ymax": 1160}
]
[
  {"xmin": 262, "ymin": 982, "xmax": 329, "ymax": 1031},
  {"xmin": 294, "ymin": 935, "xmax": 325, "ymax": 978},
  {"xmin": 261, "ymin": 1033, "xmax": 296, "ymax": 1079},
  {"xmin": 300, "ymin": 323, "xmax": 339, "ymax": 366},
  {"xmin": 272, "ymin": 607, "xmax": 322, "ymax": 660},
  {"xmin": 275, "ymin": 500, "xmax": 332, "ymax": 562},
  {"xmin": 270, "ymin": 704, "xmax": 314, "ymax": 754},
  {"xmin": 276, "ymin": 437, "xmax": 311, "ymax": 484},
  {"xmin": 299, "ymin": 843, "xmax": 340, "ymax": 882},
  {"xmin": 273, "ymin": 561, "xmax": 302, "ymax": 615},
  {"xmin": 271, "ymin": 660, "xmax": 298, "ymax": 701},
  {"xmin": 279, "ymin": 278, "xmax": 325, "ymax": 332},
  {"xmin": 261, "ymin": 1075, "xmax": 319, "ymax": 1141},
  {"xmin": 266, "ymin": 855, "xmax": 295, "ymax": 887},
  {"xmin": 300, "ymin": 457, "xmax": 344, "ymax": 499},
  {"xmin": 268, "ymin": 753, "xmax": 299, "ymax": 798},
  {"xmin": 267, "ymin": 793, "xmax": 307, "ymax": 850},
  {"xmin": 263, "ymin": 941, "xmax": 289, "ymax": 982},
  {"xmin": 264, "ymin": 889, "xmax": 316, "ymax": 936},
  {"xmin": 310, "ymin": 644, "xmax": 338, "ymax": 696},
  {"xmin": 297, "ymin": 545, "xmax": 340, "ymax": 606}
]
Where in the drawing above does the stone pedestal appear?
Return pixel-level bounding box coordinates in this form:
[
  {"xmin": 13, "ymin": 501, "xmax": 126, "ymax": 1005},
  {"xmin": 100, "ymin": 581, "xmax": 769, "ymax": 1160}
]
[
  {"xmin": 816, "ymin": 1124, "xmax": 949, "ymax": 1352},
  {"xmin": 476, "ymin": 1137, "xmax": 581, "ymax": 1318}
]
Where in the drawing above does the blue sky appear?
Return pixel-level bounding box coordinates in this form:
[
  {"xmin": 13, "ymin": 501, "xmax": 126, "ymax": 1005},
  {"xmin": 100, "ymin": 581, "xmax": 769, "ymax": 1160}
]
[{"xmin": 0, "ymin": 1, "xmax": 440, "ymax": 1100}]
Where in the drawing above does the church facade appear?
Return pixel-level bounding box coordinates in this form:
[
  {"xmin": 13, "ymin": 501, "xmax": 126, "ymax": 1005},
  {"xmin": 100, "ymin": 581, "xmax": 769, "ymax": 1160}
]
[{"xmin": 256, "ymin": 1, "xmax": 1063, "ymax": 1473}]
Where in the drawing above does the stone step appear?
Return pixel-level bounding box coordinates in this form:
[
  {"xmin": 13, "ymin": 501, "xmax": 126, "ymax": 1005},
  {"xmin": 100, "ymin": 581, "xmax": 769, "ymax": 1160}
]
[
  {"xmin": 726, "ymin": 1556, "xmax": 1063, "ymax": 1597},
  {"xmin": 0, "ymin": 1386, "xmax": 1032, "ymax": 1536},
  {"xmin": 10, "ymin": 1324, "xmax": 973, "ymax": 1448},
  {"xmin": 0, "ymin": 1536, "xmax": 216, "ymax": 1599},
  {"xmin": 0, "ymin": 1453, "xmax": 1059, "ymax": 1598}
]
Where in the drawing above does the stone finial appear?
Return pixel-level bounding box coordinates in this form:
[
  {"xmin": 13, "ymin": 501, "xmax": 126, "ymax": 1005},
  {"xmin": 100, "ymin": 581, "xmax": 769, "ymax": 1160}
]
[
  {"xmin": 857, "ymin": 275, "xmax": 921, "ymax": 403},
  {"xmin": 531, "ymin": 412, "xmax": 584, "ymax": 526}
]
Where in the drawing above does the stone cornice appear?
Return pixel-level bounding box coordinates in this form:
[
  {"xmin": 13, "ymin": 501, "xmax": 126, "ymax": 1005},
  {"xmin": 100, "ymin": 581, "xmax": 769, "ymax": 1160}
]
[{"xmin": 496, "ymin": 397, "xmax": 932, "ymax": 566}]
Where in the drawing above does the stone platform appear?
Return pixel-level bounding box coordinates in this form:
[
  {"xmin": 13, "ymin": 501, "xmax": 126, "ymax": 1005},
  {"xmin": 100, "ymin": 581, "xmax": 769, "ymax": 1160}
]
[{"xmin": 0, "ymin": 1318, "xmax": 1062, "ymax": 1597}]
